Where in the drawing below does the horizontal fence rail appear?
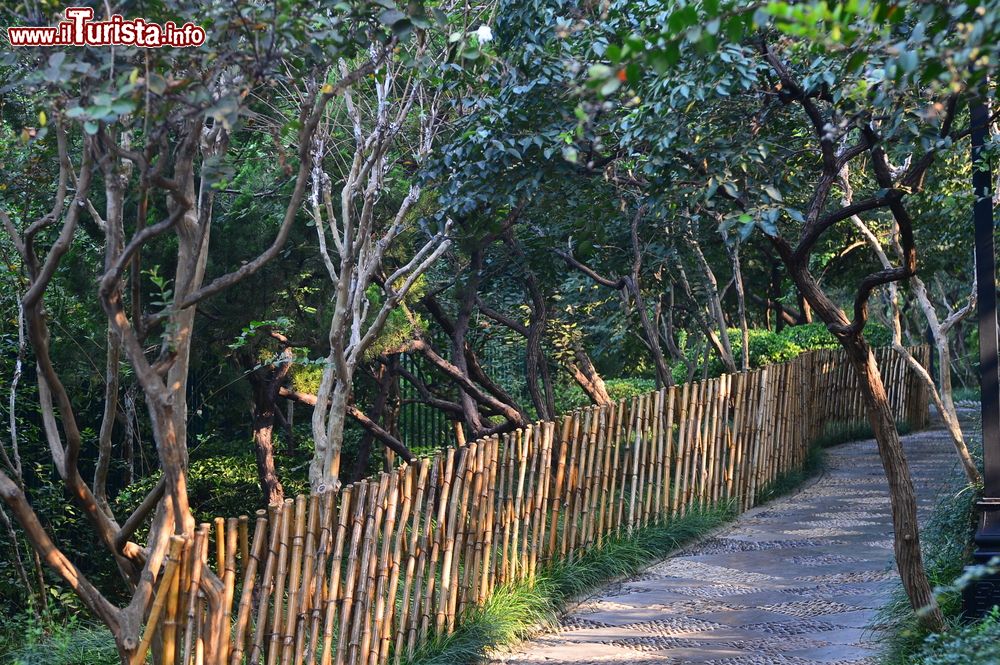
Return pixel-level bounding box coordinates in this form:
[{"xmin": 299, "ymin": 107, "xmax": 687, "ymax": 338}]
[{"xmin": 140, "ymin": 346, "xmax": 930, "ymax": 665}]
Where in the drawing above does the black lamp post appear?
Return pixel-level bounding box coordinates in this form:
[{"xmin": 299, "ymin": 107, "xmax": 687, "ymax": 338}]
[{"xmin": 964, "ymin": 88, "xmax": 1000, "ymax": 619}]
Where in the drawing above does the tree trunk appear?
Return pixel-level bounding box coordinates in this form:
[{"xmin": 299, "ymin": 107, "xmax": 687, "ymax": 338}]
[
  {"xmin": 251, "ymin": 410, "xmax": 284, "ymax": 506},
  {"xmin": 843, "ymin": 336, "xmax": 943, "ymax": 629},
  {"xmin": 567, "ymin": 343, "xmax": 612, "ymax": 406},
  {"xmin": 247, "ymin": 348, "xmax": 293, "ymax": 506}
]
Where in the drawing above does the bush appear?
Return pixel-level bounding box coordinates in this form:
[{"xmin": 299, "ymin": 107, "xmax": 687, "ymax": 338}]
[
  {"xmin": 672, "ymin": 329, "xmax": 802, "ymax": 383},
  {"xmin": 913, "ymin": 609, "xmax": 1000, "ymax": 665},
  {"xmin": 604, "ymin": 378, "xmax": 657, "ymax": 401},
  {"xmin": 115, "ymin": 447, "xmax": 311, "ymax": 526},
  {"xmin": 778, "ymin": 321, "xmax": 892, "ymax": 351}
]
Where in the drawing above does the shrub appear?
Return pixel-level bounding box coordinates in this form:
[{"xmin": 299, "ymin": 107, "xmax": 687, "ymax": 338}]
[
  {"xmin": 604, "ymin": 378, "xmax": 657, "ymax": 401},
  {"xmin": 115, "ymin": 447, "xmax": 311, "ymax": 526},
  {"xmin": 913, "ymin": 609, "xmax": 1000, "ymax": 665},
  {"xmin": 672, "ymin": 329, "xmax": 802, "ymax": 383},
  {"xmin": 778, "ymin": 321, "xmax": 892, "ymax": 351}
]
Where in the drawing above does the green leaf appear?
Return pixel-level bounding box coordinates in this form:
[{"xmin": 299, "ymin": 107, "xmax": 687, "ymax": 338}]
[{"xmin": 763, "ymin": 185, "xmax": 783, "ymax": 202}]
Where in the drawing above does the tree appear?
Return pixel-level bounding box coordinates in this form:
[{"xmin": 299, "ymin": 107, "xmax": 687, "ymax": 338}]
[
  {"xmin": 580, "ymin": 0, "xmax": 1000, "ymax": 631},
  {"xmin": 0, "ymin": 1, "xmax": 411, "ymax": 658}
]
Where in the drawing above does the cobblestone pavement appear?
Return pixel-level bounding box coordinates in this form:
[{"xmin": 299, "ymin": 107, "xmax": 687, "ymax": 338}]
[{"xmin": 493, "ymin": 421, "xmax": 961, "ymax": 665}]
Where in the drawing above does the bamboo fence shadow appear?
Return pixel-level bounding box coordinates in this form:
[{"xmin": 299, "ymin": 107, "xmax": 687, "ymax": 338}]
[{"xmin": 138, "ymin": 346, "xmax": 931, "ymax": 665}]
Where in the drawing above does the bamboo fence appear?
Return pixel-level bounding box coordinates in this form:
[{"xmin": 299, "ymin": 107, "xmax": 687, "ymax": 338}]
[{"xmin": 137, "ymin": 346, "xmax": 931, "ymax": 665}]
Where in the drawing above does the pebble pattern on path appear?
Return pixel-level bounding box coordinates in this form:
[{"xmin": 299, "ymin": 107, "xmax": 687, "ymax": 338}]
[{"xmin": 492, "ymin": 422, "xmax": 960, "ymax": 665}]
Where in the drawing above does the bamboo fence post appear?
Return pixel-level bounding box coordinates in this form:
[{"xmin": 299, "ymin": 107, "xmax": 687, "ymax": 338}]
[
  {"xmin": 304, "ymin": 493, "xmax": 336, "ymax": 665},
  {"xmin": 331, "ymin": 482, "xmax": 369, "ymax": 665},
  {"xmin": 183, "ymin": 526, "xmax": 209, "ymax": 665},
  {"xmin": 683, "ymin": 380, "xmax": 701, "ymax": 513},
  {"xmin": 530, "ymin": 424, "xmax": 553, "ymax": 579},
  {"xmin": 726, "ymin": 373, "xmax": 745, "ymax": 504},
  {"xmin": 478, "ymin": 438, "xmax": 499, "ymax": 600},
  {"xmin": 219, "ymin": 517, "xmax": 238, "ymax": 665},
  {"xmin": 596, "ymin": 402, "xmax": 618, "ymax": 547},
  {"xmin": 561, "ymin": 413, "xmax": 583, "ymax": 558},
  {"xmin": 583, "ymin": 407, "xmax": 606, "ymax": 547},
  {"xmin": 315, "ymin": 488, "xmax": 351, "ymax": 665},
  {"xmin": 379, "ymin": 466, "xmax": 414, "ymax": 665},
  {"xmin": 447, "ymin": 444, "xmax": 476, "ymax": 630},
  {"xmin": 661, "ymin": 387, "xmax": 676, "ymax": 518},
  {"xmin": 406, "ymin": 459, "xmax": 439, "ymax": 658},
  {"xmin": 646, "ymin": 389, "xmax": 662, "ymax": 525},
  {"xmin": 215, "ymin": 517, "xmax": 226, "ymax": 575},
  {"xmin": 626, "ymin": 395, "xmax": 642, "ymax": 531},
  {"xmin": 230, "ymin": 511, "xmax": 268, "ymax": 665},
  {"xmin": 266, "ymin": 498, "xmax": 295, "ymax": 665},
  {"xmin": 250, "ymin": 502, "xmax": 284, "ymax": 665},
  {"xmin": 671, "ymin": 382, "xmax": 691, "ymax": 516},
  {"xmin": 292, "ymin": 495, "xmax": 321, "ymax": 665},
  {"xmin": 131, "ymin": 535, "xmax": 186, "ymax": 665},
  {"xmin": 420, "ymin": 449, "xmax": 454, "ymax": 643},
  {"xmin": 605, "ymin": 399, "xmax": 626, "ymax": 535},
  {"xmin": 546, "ymin": 416, "xmax": 571, "ymax": 559},
  {"xmin": 497, "ymin": 433, "xmax": 515, "ymax": 582},
  {"xmin": 651, "ymin": 388, "xmax": 666, "ymax": 524},
  {"xmin": 463, "ymin": 441, "xmax": 489, "ymax": 612},
  {"xmin": 355, "ymin": 475, "xmax": 390, "ymax": 665},
  {"xmin": 582, "ymin": 408, "xmax": 603, "ymax": 547},
  {"xmin": 367, "ymin": 472, "xmax": 400, "ymax": 665},
  {"xmin": 393, "ymin": 461, "xmax": 429, "ymax": 665},
  {"xmin": 436, "ymin": 446, "xmax": 468, "ymax": 634},
  {"xmin": 280, "ymin": 496, "xmax": 308, "ymax": 665}
]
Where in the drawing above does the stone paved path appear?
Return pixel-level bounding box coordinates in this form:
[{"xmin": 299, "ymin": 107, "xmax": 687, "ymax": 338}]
[{"xmin": 493, "ymin": 420, "xmax": 962, "ymax": 665}]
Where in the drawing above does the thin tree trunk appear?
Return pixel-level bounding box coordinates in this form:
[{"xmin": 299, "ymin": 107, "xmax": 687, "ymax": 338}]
[{"xmin": 844, "ymin": 338, "xmax": 943, "ymax": 627}]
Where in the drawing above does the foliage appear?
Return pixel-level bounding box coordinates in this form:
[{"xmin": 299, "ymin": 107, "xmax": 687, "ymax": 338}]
[
  {"xmin": 910, "ymin": 609, "xmax": 1000, "ymax": 665},
  {"xmin": 0, "ymin": 612, "xmax": 117, "ymax": 665},
  {"xmin": 115, "ymin": 445, "xmax": 311, "ymax": 524},
  {"xmin": 552, "ymin": 376, "xmax": 657, "ymax": 413},
  {"xmin": 779, "ymin": 322, "xmax": 892, "ymax": 351},
  {"xmin": 672, "ymin": 329, "xmax": 802, "ymax": 383}
]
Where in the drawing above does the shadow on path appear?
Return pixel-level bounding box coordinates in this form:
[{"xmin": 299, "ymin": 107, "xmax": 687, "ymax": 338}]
[{"xmin": 492, "ymin": 419, "xmax": 961, "ymax": 665}]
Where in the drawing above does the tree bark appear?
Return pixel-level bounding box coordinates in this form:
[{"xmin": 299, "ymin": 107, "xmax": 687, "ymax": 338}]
[{"xmin": 567, "ymin": 343, "xmax": 612, "ymax": 405}]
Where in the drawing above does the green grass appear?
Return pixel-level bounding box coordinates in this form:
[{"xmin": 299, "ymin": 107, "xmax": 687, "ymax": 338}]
[
  {"xmin": 755, "ymin": 442, "xmax": 826, "ymax": 504},
  {"xmin": 812, "ymin": 419, "xmax": 912, "ymax": 450},
  {"xmin": 0, "ymin": 621, "xmax": 118, "ymax": 665}
]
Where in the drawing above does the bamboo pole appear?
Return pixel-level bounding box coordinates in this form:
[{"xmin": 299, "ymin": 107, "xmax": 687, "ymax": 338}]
[
  {"xmin": 546, "ymin": 416, "xmax": 572, "ymax": 559},
  {"xmin": 366, "ymin": 472, "xmax": 400, "ymax": 665},
  {"xmin": 131, "ymin": 535, "xmax": 186, "ymax": 665},
  {"xmin": 183, "ymin": 526, "xmax": 209, "ymax": 665},
  {"xmin": 354, "ymin": 475, "xmax": 389, "ymax": 665},
  {"xmin": 220, "ymin": 517, "xmax": 239, "ymax": 665},
  {"xmin": 266, "ymin": 498, "xmax": 295, "ymax": 665},
  {"xmin": 291, "ymin": 495, "xmax": 321, "ymax": 665},
  {"xmin": 393, "ymin": 461, "xmax": 429, "ymax": 665},
  {"xmin": 316, "ymin": 487, "xmax": 352, "ymax": 665},
  {"xmin": 378, "ymin": 465, "xmax": 414, "ymax": 665},
  {"xmin": 250, "ymin": 503, "xmax": 285, "ymax": 665},
  {"xmin": 331, "ymin": 481, "xmax": 370, "ymax": 665},
  {"xmin": 231, "ymin": 511, "xmax": 268, "ymax": 665},
  {"xmin": 405, "ymin": 458, "xmax": 439, "ymax": 658}
]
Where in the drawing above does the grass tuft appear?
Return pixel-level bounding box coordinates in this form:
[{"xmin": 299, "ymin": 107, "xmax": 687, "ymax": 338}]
[{"xmin": 2, "ymin": 623, "xmax": 118, "ymax": 665}]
